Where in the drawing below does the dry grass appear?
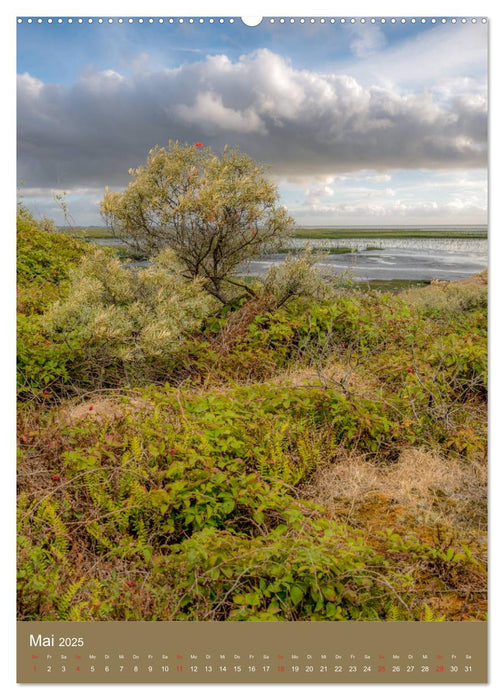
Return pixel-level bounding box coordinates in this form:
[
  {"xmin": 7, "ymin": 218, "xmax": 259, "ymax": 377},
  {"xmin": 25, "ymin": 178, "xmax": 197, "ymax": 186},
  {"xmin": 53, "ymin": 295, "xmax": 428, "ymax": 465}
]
[
  {"xmin": 299, "ymin": 447, "xmax": 487, "ymax": 619},
  {"xmin": 52, "ymin": 393, "xmax": 153, "ymax": 426},
  {"xmin": 398, "ymin": 269, "xmax": 487, "ymax": 312},
  {"xmin": 301, "ymin": 447, "xmax": 486, "ymax": 532},
  {"xmin": 269, "ymin": 360, "xmax": 381, "ymax": 396},
  {"xmin": 57, "ymin": 397, "xmax": 125, "ymax": 424},
  {"xmin": 210, "ymin": 296, "xmax": 273, "ymax": 356}
]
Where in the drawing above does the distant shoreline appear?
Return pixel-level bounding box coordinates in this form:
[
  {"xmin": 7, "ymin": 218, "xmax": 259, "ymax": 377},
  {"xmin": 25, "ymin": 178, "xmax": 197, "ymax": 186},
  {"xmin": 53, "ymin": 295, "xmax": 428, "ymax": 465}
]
[
  {"xmin": 291, "ymin": 228, "xmax": 487, "ymax": 240},
  {"xmin": 61, "ymin": 226, "xmax": 488, "ymax": 241}
]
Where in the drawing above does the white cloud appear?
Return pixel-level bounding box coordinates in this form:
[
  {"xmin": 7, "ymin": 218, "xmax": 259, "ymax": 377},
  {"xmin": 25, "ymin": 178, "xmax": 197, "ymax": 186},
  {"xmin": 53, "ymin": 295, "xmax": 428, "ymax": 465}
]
[
  {"xmin": 17, "ymin": 40, "xmax": 487, "ymax": 219},
  {"xmin": 79, "ymin": 69, "xmax": 124, "ymax": 93},
  {"xmin": 343, "ymin": 23, "xmax": 487, "ymax": 89},
  {"xmin": 292, "ymin": 198, "xmax": 486, "ymax": 223},
  {"xmin": 17, "ymin": 72, "xmax": 43, "ymax": 98},
  {"xmin": 366, "ymin": 174, "xmax": 392, "ymax": 182},
  {"xmin": 349, "ymin": 25, "xmax": 387, "ymax": 59},
  {"xmin": 171, "ymin": 91, "xmax": 266, "ymax": 135}
]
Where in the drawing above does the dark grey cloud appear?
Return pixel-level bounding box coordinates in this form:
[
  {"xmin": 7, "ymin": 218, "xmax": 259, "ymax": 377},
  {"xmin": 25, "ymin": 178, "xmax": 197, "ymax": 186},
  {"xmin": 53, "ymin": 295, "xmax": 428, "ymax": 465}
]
[{"xmin": 17, "ymin": 48, "xmax": 487, "ymax": 191}]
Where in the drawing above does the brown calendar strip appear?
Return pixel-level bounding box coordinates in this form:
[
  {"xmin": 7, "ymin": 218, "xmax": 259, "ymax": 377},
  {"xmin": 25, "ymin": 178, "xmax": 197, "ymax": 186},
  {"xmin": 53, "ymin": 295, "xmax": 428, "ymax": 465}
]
[{"xmin": 17, "ymin": 621, "xmax": 487, "ymax": 683}]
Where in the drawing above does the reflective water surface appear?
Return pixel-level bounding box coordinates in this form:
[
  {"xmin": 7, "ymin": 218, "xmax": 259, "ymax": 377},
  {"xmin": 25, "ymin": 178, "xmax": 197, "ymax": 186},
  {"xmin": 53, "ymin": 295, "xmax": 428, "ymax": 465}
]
[
  {"xmin": 240, "ymin": 237, "xmax": 488, "ymax": 281},
  {"xmin": 90, "ymin": 235, "xmax": 488, "ymax": 282}
]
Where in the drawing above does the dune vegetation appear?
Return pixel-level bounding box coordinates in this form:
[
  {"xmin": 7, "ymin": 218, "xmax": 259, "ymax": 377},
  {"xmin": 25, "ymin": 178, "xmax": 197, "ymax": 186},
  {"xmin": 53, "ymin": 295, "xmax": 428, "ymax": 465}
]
[{"xmin": 17, "ymin": 196, "xmax": 487, "ymax": 623}]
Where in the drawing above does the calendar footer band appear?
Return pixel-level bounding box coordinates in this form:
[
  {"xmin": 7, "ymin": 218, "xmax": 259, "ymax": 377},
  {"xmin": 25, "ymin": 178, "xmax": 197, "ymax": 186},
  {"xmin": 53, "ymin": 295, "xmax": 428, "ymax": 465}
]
[{"xmin": 17, "ymin": 620, "xmax": 487, "ymax": 683}]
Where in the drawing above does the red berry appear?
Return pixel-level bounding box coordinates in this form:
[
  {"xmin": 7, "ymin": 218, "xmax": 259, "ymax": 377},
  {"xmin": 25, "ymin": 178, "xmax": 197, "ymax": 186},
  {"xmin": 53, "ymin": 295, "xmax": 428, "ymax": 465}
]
[
  {"xmin": 52, "ymin": 475, "xmax": 60, "ymax": 482},
  {"xmin": 89, "ymin": 406, "xmax": 93, "ymax": 411}
]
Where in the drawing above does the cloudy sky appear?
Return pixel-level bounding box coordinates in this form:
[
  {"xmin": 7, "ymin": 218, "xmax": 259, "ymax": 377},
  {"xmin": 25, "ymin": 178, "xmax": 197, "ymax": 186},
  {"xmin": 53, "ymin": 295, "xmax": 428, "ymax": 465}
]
[{"xmin": 17, "ymin": 17, "xmax": 488, "ymax": 226}]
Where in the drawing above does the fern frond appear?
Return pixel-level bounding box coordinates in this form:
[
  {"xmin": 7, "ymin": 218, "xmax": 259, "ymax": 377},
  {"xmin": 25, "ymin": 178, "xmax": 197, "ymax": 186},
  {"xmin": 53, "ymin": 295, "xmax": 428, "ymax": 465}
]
[
  {"xmin": 57, "ymin": 576, "xmax": 85, "ymax": 620},
  {"xmin": 386, "ymin": 603, "xmax": 400, "ymax": 621},
  {"xmin": 38, "ymin": 500, "xmax": 69, "ymax": 559}
]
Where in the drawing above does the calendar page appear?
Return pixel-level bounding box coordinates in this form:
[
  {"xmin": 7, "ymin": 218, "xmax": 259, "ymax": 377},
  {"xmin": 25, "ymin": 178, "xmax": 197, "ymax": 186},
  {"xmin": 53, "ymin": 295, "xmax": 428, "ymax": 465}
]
[{"xmin": 16, "ymin": 12, "xmax": 488, "ymax": 684}]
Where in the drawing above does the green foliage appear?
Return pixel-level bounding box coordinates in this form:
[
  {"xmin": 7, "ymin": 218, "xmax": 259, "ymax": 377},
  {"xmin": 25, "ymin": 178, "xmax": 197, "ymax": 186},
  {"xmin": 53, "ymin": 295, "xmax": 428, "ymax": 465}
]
[
  {"xmin": 150, "ymin": 523, "xmax": 412, "ymax": 621},
  {"xmin": 377, "ymin": 529, "xmax": 484, "ymax": 606},
  {"xmin": 17, "ymin": 210, "xmax": 87, "ymax": 395},
  {"xmin": 254, "ymin": 421, "xmax": 327, "ymax": 486},
  {"xmin": 17, "ymin": 207, "xmax": 85, "ymax": 309},
  {"xmin": 179, "ymin": 284, "xmax": 486, "ymax": 458},
  {"xmin": 17, "ymin": 398, "xmax": 415, "ymax": 621},
  {"xmin": 17, "ymin": 314, "xmax": 72, "ymax": 392}
]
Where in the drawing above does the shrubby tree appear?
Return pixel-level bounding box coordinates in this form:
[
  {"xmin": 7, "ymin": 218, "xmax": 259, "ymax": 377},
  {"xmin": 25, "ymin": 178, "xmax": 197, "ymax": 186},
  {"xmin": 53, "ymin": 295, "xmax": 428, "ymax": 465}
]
[
  {"xmin": 262, "ymin": 247, "xmax": 339, "ymax": 308},
  {"xmin": 100, "ymin": 142, "xmax": 294, "ymax": 303},
  {"xmin": 44, "ymin": 246, "xmax": 212, "ymax": 383}
]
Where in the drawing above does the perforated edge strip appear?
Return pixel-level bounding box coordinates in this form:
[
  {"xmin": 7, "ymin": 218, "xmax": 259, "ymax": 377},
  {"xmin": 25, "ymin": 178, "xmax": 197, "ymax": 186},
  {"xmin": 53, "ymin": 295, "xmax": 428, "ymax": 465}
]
[{"xmin": 17, "ymin": 17, "xmax": 488, "ymax": 25}]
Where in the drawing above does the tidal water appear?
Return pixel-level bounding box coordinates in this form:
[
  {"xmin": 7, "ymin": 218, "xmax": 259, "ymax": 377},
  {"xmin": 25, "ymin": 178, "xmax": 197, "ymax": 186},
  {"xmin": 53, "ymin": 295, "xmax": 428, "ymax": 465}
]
[
  {"xmin": 239, "ymin": 237, "xmax": 488, "ymax": 282},
  {"xmin": 90, "ymin": 235, "xmax": 488, "ymax": 282}
]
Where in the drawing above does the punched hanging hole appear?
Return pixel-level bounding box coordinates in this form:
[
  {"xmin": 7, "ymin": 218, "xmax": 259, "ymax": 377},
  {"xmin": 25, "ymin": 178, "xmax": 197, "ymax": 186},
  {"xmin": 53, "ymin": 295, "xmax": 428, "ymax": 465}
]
[{"xmin": 241, "ymin": 17, "xmax": 263, "ymax": 27}]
